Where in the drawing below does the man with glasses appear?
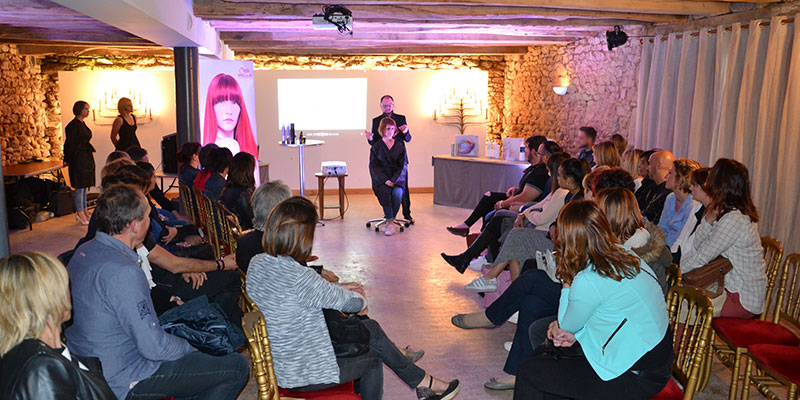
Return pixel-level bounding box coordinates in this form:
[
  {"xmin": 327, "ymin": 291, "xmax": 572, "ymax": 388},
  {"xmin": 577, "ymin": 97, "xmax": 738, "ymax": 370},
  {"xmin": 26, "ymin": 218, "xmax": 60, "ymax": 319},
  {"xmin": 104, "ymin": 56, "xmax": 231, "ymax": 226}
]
[{"xmin": 366, "ymin": 95, "xmax": 414, "ymax": 222}]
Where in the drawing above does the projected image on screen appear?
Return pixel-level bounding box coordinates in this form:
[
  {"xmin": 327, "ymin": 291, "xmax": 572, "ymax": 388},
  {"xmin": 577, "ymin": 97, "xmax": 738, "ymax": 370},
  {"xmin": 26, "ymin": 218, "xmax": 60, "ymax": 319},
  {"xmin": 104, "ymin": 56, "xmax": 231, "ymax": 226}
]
[{"xmin": 277, "ymin": 78, "xmax": 367, "ymax": 131}]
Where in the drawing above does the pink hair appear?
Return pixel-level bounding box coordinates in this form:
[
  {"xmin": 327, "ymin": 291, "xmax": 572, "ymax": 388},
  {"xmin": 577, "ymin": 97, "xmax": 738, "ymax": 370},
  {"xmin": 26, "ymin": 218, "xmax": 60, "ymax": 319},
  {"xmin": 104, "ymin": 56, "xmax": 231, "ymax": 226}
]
[{"xmin": 203, "ymin": 73, "xmax": 257, "ymax": 157}]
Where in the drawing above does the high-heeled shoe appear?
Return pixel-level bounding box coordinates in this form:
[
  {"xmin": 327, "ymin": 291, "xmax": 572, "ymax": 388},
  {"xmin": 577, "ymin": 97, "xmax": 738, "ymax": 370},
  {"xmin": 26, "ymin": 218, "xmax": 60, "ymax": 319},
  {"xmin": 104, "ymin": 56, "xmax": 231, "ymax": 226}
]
[{"xmin": 75, "ymin": 213, "xmax": 89, "ymax": 225}]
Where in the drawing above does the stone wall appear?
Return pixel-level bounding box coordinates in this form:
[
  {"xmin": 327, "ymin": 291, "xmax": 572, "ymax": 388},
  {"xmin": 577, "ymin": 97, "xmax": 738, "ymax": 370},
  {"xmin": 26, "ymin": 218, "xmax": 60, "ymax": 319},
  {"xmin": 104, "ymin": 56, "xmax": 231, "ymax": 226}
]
[
  {"xmin": 502, "ymin": 34, "xmax": 642, "ymax": 154},
  {"xmin": 0, "ymin": 44, "xmax": 53, "ymax": 165}
]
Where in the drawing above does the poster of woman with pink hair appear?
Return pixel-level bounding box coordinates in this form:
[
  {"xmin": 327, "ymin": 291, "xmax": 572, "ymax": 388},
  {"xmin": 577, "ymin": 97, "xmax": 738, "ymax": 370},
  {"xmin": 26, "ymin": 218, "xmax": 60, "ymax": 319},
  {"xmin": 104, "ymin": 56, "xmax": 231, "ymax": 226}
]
[{"xmin": 199, "ymin": 60, "xmax": 259, "ymax": 159}]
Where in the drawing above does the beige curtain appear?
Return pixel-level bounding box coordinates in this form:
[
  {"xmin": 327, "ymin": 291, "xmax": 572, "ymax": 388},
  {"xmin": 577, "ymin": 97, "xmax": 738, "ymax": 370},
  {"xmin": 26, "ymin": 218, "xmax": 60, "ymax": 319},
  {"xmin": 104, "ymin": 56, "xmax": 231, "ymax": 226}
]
[{"xmin": 634, "ymin": 16, "xmax": 800, "ymax": 252}]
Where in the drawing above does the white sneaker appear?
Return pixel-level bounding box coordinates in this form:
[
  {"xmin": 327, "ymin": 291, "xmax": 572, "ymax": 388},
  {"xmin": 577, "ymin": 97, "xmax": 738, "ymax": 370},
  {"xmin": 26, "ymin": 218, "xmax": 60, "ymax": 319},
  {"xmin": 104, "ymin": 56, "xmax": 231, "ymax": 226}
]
[
  {"xmin": 384, "ymin": 224, "xmax": 395, "ymax": 236},
  {"xmin": 504, "ymin": 341, "xmax": 512, "ymax": 352},
  {"xmin": 508, "ymin": 311, "xmax": 519, "ymax": 325},
  {"xmin": 468, "ymin": 254, "xmax": 488, "ymax": 271},
  {"xmin": 464, "ymin": 276, "xmax": 498, "ymax": 292}
]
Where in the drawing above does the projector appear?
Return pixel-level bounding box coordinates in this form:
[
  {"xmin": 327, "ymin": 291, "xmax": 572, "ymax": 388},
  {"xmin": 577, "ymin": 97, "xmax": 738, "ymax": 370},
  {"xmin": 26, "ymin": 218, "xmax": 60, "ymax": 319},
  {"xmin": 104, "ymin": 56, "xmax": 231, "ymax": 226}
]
[
  {"xmin": 321, "ymin": 161, "xmax": 347, "ymax": 176},
  {"xmin": 312, "ymin": 14, "xmax": 352, "ymax": 31},
  {"xmin": 312, "ymin": 5, "xmax": 353, "ymax": 34}
]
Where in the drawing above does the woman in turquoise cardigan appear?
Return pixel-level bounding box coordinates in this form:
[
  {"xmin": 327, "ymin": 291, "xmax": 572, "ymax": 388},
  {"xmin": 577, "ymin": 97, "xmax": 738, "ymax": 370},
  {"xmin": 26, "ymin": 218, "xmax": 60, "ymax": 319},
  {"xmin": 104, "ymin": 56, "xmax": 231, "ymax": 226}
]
[{"xmin": 514, "ymin": 200, "xmax": 672, "ymax": 400}]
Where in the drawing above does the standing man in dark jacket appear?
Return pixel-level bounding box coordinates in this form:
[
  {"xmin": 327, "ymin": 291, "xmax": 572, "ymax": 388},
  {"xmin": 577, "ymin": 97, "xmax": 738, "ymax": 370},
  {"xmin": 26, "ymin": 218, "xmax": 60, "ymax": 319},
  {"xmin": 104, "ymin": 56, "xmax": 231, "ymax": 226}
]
[{"xmin": 366, "ymin": 95, "xmax": 414, "ymax": 223}]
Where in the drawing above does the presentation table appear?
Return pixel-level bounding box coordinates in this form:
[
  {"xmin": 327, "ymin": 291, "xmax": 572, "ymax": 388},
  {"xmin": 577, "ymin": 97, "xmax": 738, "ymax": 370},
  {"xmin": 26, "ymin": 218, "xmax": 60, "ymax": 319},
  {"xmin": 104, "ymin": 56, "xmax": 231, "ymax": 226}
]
[
  {"xmin": 279, "ymin": 139, "xmax": 324, "ymax": 197},
  {"xmin": 5, "ymin": 160, "xmax": 65, "ymax": 180},
  {"xmin": 432, "ymin": 154, "xmax": 529, "ymax": 209}
]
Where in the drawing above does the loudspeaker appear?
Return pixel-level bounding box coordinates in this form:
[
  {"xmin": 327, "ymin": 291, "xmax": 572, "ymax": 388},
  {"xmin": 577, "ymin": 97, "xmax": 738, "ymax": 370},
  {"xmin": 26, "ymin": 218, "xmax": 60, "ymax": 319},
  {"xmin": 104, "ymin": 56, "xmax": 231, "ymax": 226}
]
[{"xmin": 161, "ymin": 133, "xmax": 178, "ymax": 173}]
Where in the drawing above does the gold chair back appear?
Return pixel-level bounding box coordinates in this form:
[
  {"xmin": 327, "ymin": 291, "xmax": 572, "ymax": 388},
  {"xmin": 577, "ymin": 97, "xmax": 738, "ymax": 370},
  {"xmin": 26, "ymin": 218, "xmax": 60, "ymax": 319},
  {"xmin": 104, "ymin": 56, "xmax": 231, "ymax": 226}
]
[
  {"xmin": 775, "ymin": 253, "xmax": 800, "ymax": 330},
  {"xmin": 216, "ymin": 201, "xmax": 248, "ymax": 256},
  {"xmin": 242, "ymin": 311, "xmax": 281, "ymax": 400},
  {"xmin": 666, "ymin": 286, "xmax": 714, "ymax": 399},
  {"xmin": 178, "ymin": 183, "xmax": 198, "ymax": 226},
  {"xmin": 666, "ymin": 263, "xmax": 682, "ymax": 289},
  {"xmin": 760, "ymin": 237, "xmax": 784, "ymax": 322},
  {"xmin": 194, "ymin": 189, "xmax": 223, "ymax": 259}
]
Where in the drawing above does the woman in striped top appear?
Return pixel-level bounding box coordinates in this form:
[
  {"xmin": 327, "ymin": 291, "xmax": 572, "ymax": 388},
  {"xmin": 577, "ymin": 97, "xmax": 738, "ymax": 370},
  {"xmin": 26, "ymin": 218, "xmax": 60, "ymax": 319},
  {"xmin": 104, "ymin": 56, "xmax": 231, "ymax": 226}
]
[{"xmin": 246, "ymin": 197, "xmax": 460, "ymax": 400}]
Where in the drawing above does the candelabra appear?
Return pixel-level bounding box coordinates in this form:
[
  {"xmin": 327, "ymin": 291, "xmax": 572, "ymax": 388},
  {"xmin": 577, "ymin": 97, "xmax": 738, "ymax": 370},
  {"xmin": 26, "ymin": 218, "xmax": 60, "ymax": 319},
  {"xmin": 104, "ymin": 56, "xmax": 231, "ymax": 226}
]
[
  {"xmin": 92, "ymin": 88, "xmax": 153, "ymax": 126},
  {"xmin": 433, "ymin": 89, "xmax": 486, "ymax": 135}
]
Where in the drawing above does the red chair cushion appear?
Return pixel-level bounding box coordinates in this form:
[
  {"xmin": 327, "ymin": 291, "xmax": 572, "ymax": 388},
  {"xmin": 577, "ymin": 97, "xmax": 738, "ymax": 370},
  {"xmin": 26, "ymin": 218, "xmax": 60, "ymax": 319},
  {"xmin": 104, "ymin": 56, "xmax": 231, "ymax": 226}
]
[
  {"xmin": 279, "ymin": 381, "xmax": 360, "ymax": 399},
  {"xmin": 748, "ymin": 344, "xmax": 800, "ymax": 385},
  {"xmin": 712, "ymin": 317, "xmax": 800, "ymax": 348},
  {"xmin": 650, "ymin": 379, "xmax": 683, "ymax": 400}
]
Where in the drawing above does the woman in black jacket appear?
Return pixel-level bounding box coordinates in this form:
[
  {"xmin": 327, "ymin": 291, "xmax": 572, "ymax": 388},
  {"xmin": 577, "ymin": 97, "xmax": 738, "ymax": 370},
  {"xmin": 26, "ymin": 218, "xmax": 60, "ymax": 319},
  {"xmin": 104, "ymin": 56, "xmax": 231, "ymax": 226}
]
[
  {"xmin": 220, "ymin": 152, "xmax": 256, "ymax": 230},
  {"xmin": 0, "ymin": 252, "xmax": 115, "ymax": 400},
  {"xmin": 369, "ymin": 117, "xmax": 407, "ymax": 236},
  {"xmin": 63, "ymin": 101, "xmax": 95, "ymax": 225}
]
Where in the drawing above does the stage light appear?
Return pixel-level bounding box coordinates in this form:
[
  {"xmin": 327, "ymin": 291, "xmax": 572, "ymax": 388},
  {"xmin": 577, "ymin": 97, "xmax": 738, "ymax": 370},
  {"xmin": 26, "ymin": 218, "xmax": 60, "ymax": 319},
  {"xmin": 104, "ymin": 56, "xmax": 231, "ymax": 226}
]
[{"xmin": 606, "ymin": 25, "xmax": 628, "ymax": 51}]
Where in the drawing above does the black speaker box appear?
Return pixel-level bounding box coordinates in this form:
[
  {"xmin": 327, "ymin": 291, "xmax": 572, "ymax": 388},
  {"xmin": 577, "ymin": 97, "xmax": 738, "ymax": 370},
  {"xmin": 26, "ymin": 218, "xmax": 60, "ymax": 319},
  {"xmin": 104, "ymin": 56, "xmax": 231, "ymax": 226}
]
[{"xmin": 161, "ymin": 133, "xmax": 178, "ymax": 173}]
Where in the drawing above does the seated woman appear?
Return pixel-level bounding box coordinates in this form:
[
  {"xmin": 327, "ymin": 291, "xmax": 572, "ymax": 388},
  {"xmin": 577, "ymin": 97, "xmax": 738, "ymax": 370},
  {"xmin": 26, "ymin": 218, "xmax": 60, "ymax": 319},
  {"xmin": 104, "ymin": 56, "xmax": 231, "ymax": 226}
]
[
  {"xmin": 658, "ymin": 159, "xmax": 702, "ymax": 249},
  {"xmin": 178, "ymin": 142, "xmax": 202, "ymax": 188},
  {"xmin": 0, "ymin": 252, "xmax": 116, "ymax": 399},
  {"xmin": 236, "ymin": 180, "xmax": 292, "ymax": 272},
  {"xmin": 622, "ymin": 148, "xmax": 644, "ymax": 191},
  {"xmin": 672, "ymin": 168, "xmax": 710, "ymax": 263},
  {"xmin": 451, "ymin": 187, "xmax": 670, "ymax": 391},
  {"xmin": 442, "ymin": 157, "xmax": 587, "ymax": 274},
  {"xmin": 246, "ymin": 197, "xmax": 460, "ymax": 400},
  {"xmin": 680, "ymin": 158, "xmax": 767, "ymax": 318},
  {"xmin": 136, "ymin": 162, "xmax": 201, "ymax": 244},
  {"xmin": 592, "ymin": 141, "xmax": 620, "ymax": 168},
  {"xmin": 369, "ymin": 117, "xmax": 408, "ymax": 236},
  {"xmin": 462, "ymin": 152, "xmax": 571, "ymax": 291},
  {"xmin": 514, "ymin": 200, "xmax": 672, "ymax": 400},
  {"xmin": 446, "ymin": 135, "xmax": 549, "ymax": 237},
  {"xmin": 194, "ymin": 147, "xmax": 232, "ymax": 201},
  {"xmin": 220, "ymin": 152, "xmax": 256, "ymax": 230}
]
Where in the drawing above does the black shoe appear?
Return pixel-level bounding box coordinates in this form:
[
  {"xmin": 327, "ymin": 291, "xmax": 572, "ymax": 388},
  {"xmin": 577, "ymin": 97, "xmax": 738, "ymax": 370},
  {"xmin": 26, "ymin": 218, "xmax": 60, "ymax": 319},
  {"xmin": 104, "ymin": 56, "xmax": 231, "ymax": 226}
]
[
  {"xmin": 446, "ymin": 226, "xmax": 469, "ymax": 237},
  {"xmin": 441, "ymin": 253, "xmax": 468, "ymax": 274},
  {"xmin": 405, "ymin": 216, "xmax": 415, "ymax": 225}
]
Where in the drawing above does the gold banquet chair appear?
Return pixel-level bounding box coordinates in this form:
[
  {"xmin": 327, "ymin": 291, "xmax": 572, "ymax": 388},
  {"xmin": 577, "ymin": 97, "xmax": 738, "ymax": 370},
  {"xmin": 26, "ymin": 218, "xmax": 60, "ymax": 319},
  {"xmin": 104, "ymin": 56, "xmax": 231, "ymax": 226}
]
[
  {"xmin": 711, "ymin": 237, "xmax": 790, "ymax": 400},
  {"xmin": 667, "ymin": 263, "xmax": 683, "ymax": 290},
  {"xmin": 744, "ymin": 253, "xmax": 800, "ymax": 400},
  {"xmin": 241, "ymin": 310, "xmax": 360, "ymax": 400},
  {"xmin": 651, "ymin": 286, "xmax": 714, "ymax": 400}
]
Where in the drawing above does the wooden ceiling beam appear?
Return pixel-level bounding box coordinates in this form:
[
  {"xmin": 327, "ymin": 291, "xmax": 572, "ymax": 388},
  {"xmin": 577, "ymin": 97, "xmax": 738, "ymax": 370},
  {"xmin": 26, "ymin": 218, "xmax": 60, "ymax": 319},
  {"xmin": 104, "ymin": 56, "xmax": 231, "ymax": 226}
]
[
  {"xmin": 0, "ymin": 27, "xmax": 149, "ymax": 44},
  {"xmin": 221, "ymin": 30, "xmax": 598, "ymax": 42},
  {"xmin": 14, "ymin": 43, "xmax": 171, "ymax": 56},
  {"xmin": 227, "ymin": 37, "xmax": 577, "ymax": 50},
  {"xmin": 215, "ymin": 0, "xmax": 731, "ymax": 16},
  {"xmin": 194, "ymin": 0, "xmax": 687, "ymax": 23},
  {"xmin": 234, "ymin": 45, "xmax": 531, "ymax": 55}
]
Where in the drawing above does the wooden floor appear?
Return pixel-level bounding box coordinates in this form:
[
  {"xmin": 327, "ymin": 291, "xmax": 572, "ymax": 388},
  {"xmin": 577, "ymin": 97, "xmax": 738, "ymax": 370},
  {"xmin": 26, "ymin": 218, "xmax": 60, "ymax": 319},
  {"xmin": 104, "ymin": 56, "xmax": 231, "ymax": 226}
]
[{"xmin": 11, "ymin": 193, "xmax": 762, "ymax": 399}]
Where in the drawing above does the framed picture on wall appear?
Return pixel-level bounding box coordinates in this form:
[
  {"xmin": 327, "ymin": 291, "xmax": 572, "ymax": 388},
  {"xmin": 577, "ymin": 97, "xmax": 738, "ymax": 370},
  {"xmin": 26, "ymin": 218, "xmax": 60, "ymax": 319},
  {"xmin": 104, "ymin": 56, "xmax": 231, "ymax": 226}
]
[{"xmin": 455, "ymin": 135, "xmax": 478, "ymax": 157}]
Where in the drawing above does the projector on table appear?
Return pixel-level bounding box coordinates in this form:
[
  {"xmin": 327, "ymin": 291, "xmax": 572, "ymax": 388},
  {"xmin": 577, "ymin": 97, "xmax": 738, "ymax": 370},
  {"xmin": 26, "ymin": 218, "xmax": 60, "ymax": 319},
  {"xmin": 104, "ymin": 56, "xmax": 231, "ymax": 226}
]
[{"xmin": 321, "ymin": 161, "xmax": 347, "ymax": 176}]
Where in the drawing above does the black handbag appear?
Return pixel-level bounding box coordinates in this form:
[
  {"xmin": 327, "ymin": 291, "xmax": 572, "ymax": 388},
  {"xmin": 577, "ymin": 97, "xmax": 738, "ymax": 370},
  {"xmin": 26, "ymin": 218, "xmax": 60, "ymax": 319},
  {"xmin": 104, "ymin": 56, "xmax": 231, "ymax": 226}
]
[
  {"xmin": 532, "ymin": 339, "xmax": 585, "ymax": 360},
  {"xmin": 323, "ymin": 309, "xmax": 371, "ymax": 358}
]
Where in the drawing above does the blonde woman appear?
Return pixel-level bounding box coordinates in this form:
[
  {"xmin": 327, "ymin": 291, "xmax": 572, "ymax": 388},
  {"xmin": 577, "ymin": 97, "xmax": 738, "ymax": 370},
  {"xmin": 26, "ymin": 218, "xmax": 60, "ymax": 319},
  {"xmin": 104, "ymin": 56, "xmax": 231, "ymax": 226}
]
[
  {"xmin": 622, "ymin": 149, "xmax": 644, "ymax": 191},
  {"xmin": 592, "ymin": 141, "xmax": 620, "ymax": 168},
  {"xmin": 110, "ymin": 97, "xmax": 140, "ymax": 151},
  {"xmin": 0, "ymin": 252, "xmax": 115, "ymax": 399}
]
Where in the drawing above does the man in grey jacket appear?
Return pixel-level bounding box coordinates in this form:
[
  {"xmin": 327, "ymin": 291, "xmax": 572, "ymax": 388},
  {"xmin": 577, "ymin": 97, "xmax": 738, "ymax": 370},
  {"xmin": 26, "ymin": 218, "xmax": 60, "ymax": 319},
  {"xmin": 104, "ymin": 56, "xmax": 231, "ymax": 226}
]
[{"xmin": 66, "ymin": 184, "xmax": 249, "ymax": 399}]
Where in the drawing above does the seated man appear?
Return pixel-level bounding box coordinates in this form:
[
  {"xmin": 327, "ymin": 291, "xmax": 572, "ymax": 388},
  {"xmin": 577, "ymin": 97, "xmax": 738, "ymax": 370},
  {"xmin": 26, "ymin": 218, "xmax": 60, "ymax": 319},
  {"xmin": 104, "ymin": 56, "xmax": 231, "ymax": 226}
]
[
  {"xmin": 639, "ymin": 150, "xmax": 675, "ymax": 224},
  {"xmin": 66, "ymin": 183, "xmax": 249, "ymax": 400},
  {"xmin": 446, "ymin": 135, "xmax": 549, "ymax": 237}
]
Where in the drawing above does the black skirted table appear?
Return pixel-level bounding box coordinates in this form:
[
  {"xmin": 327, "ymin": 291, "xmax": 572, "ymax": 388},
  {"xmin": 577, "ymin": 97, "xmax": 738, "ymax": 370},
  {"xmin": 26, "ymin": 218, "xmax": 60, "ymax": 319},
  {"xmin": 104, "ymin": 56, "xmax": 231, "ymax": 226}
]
[{"xmin": 432, "ymin": 155, "xmax": 528, "ymax": 209}]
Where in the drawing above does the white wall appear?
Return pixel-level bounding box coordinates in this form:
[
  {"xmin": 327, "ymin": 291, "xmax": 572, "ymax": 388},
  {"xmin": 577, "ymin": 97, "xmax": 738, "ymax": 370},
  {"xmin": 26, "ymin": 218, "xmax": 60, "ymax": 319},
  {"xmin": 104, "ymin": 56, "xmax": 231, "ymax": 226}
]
[
  {"xmin": 58, "ymin": 70, "xmax": 177, "ymax": 190},
  {"xmin": 58, "ymin": 69, "xmax": 488, "ymax": 191}
]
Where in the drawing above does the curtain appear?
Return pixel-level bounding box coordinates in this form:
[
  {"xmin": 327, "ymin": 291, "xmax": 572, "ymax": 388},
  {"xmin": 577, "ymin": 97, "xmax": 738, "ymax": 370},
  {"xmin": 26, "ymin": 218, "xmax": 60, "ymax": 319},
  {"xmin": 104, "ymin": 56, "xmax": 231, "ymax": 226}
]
[{"xmin": 633, "ymin": 16, "xmax": 799, "ymax": 252}]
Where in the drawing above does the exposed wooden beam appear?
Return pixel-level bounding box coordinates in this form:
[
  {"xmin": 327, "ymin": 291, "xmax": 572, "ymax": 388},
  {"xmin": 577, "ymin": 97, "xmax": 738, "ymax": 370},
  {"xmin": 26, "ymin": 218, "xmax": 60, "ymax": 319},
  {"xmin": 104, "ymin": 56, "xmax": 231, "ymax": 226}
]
[
  {"xmin": 647, "ymin": 0, "xmax": 800, "ymax": 35},
  {"xmin": 221, "ymin": 31, "xmax": 598, "ymax": 42},
  {"xmin": 0, "ymin": 27, "xmax": 150, "ymax": 44},
  {"xmin": 194, "ymin": 0, "xmax": 687, "ymax": 23},
  {"xmin": 218, "ymin": 0, "xmax": 731, "ymax": 16},
  {"xmin": 14, "ymin": 43, "xmax": 168, "ymax": 56},
  {"xmin": 234, "ymin": 45, "xmax": 530, "ymax": 55}
]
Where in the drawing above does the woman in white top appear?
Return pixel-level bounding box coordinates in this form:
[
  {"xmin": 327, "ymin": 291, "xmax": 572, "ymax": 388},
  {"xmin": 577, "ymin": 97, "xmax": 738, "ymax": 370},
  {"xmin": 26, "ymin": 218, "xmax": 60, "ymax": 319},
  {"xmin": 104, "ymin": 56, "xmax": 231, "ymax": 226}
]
[
  {"xmin": 680, "ymin": 159, "xmax": 767, "ymax": 318},
  {"xmin": 246, "ymin": 197, "xmax": 460, "ymax": 400},
  {"xmin": 671, "ymin": 168, "xmax": 710, "ymax": 262},
  {"xmin": 622, "ymin": 149, "xmax": 644, "ymax": 192}
]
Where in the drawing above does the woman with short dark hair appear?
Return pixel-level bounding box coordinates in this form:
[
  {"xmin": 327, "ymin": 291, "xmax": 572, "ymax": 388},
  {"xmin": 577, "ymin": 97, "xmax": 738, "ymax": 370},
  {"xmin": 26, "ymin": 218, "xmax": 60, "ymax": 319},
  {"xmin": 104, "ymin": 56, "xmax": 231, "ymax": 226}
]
[
  {"xmin": 369, "ymin": 117, "xmax": 407, "ymax": 236},
  {"xmin": 220, "ymin": 152, "xmax": 256, "ymax": 229},
  {"xmin": 193, "ymin": 147, "xmax": 232, "ymax": 201},
  {"xmin": 246, "ymin": 197, "xmax": 460, "ymax": 400},
  {"xmin": 177, "ymin": 142, "xmax": 202, "ymax": 188},
  {"xmin": 680, "ymin": 159, "xmax": 766, "ymax": 318},
  {"xmin": 64, "ymin": 100, "xmax": 95, "ymax": 225}
]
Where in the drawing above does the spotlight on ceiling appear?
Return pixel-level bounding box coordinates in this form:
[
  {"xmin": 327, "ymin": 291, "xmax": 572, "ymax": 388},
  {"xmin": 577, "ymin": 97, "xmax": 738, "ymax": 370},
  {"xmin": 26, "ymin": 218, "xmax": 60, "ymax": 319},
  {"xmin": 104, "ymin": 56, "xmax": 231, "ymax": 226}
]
[{"xmin": 606, "ymin": 25, "xmax": 628, "ymax": 51}]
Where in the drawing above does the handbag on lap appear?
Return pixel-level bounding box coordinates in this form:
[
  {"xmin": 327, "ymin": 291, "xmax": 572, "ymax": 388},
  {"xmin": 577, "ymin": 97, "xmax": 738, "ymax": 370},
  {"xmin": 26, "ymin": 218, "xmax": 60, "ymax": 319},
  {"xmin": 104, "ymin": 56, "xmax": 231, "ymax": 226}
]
[
  {"xmin": 682, "ymin": 256, "xmax": 733, "ymax": 298},
  {"xmin": 323, "ymin": 309, "xmax": 371, "ymax": 358}
]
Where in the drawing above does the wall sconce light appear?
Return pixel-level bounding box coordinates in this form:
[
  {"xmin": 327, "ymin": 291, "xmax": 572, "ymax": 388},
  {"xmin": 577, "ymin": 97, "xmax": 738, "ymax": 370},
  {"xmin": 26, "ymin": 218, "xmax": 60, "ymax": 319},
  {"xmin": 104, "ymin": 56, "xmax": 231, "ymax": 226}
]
[
  {"xmin": 553, "ymin": 86, "xmax": 568, "ymax": 95},
  {"xmin": 92, "ymin": 88, "xmax": 154, "ymax": 126}
]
